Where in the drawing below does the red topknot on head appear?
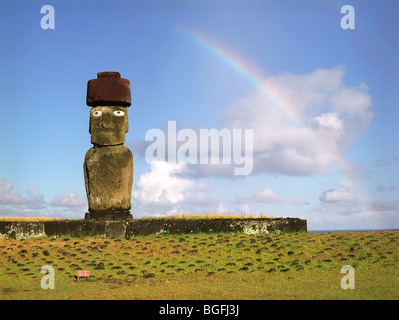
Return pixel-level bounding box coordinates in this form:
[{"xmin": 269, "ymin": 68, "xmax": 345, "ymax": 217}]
[{"xmin": 86, "ymin": 71, "xmax": 131, "ymax": 107}]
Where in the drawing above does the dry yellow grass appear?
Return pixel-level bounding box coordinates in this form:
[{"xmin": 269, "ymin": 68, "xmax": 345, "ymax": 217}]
[
  {"xmin": 0, "ymin": 213, "xmax": 274, "ymax": 222},
  {"xmin": 141, "ymin": 213, "xmax": 274, "ymax": 220},
  {"xmin": 0, "ymin": 216, "xmax": 66, "ymax": 222}
]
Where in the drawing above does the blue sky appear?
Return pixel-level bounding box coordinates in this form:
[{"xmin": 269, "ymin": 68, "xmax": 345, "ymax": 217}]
[{"xmin": 0, "ymin": 0, "xmax": 398, "ymax": 230}]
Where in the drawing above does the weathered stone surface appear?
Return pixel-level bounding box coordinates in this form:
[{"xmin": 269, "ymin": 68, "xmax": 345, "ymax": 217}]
[
  {"xmin": 86, "ymin": 72, "xmax": 131, "ymax": 107},
  {"xmin": 0, "ymin": 218, "xmax": 307, "ymax": 239},
  {"xmin": 125, "ymin": 218, "xmax": 307, "ymax": 236},
  {"xmin": 84, "ymin": 71, "xmax": 134, "ymax": 220},
  {"xmin": 84, "ymin": 145, "xmax": 133, "ymax": 214},
  {"xmin": 85, "ymin": 212, "xmax": 133, "ymax": 221},
  {"xmin": 105, "ymin": 221, "xmax": 128, "ymax": 237},
  {"xmin": 44, "ymin": 220, "xmax": 103, "ymax": 237},
  {"xmin": 97, "ymin": 71, "xmax": 121, "ymax": 79},
  {"xmin": 0, "ymin": 222, "xmax": 45, "ymax": 240},
  {"xmin": 89, "ymin": 106, "xmax": 129, "ymax": 146}
]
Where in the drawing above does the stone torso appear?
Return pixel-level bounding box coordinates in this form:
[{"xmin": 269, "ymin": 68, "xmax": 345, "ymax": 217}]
[{"xmin": 84, "ymin": 145, "xmax": 133, "ymax": 213}]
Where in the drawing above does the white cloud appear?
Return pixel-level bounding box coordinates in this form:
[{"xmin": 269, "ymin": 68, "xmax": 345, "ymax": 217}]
[
  {"xmin": 292, "ymin": 198, "xmax": 310, "ymax": 205},
  {"xmin": 314, "ymin": 186, "xmax": 364, "ymax": 216},
  {"xmin": 0, "ymin": 204, "xmax": 18, "ymax": 216},
  {"xmin": 329, "ymin": 84, "xmax": 372, "ymax": 115},
  {"xmin": 319, "ymin": 188, "xmax": 353, "ymax": 203},
  {"xmin": 48, "ymin": 192, "xmax": 87, "ymax": 219},
  {"xmin": 0, "ymin": 177, "xmax": 29, "ymax": 205},
  {"xmin": 50, "ymin": 192, "xmax": 87, "ymax": 208},
  {"xmin": 131, "ymin": 161, "xmax": 218, "ymax": 217},
  {"xmin": 0, "ymin": 177, "xmax": 87, "ymax": 218},
  {"xmin": 253, "ymin": 187, "xmax": 284, "ymax": 203},
  {"xmin": 131, "ymin": 67, "xmax": 373, "ymax": 180},
  {"xmin": 25, "ymin": 185, "xmax": 46, "ymax": 209},
  {"xmin": 216, "ymin": 203, "xmax": 228, "ymax": 214},
  {"xmin": 338, "ymin": 164, "xmax": 372, "ymax": 180},
  {"xmin": 367, "ymin": 201, "xmax": 398, "ymax": 212},
  {"xmin": 311, "ymin": 112, "xmax": 344, "ymax": 139},
  {"xmin": 312, "ymin": 201, "xmax": 363, "ymax": 216},
  {"xmin": 133, "ymin": 161, "xmax": 196, "ymax": 204},
  {"xmin": 198, "ymin": 66, "xmax": 372, "ymax": 178},
  {"xmin": 357, "ymin": 202, "xmax": 399, "ymax": 230},
  {"xmin": 238, "ymin": 203, "xmax": 252, "ymax": 215},
  {"xmin": 0, "ymin": 177, "xmax": 46, "ymax": 211}
]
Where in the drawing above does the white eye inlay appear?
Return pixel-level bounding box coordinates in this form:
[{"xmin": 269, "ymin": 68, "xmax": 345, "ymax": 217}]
[
  {"xmin": 92, "ymin": 110, "xmax": 102, "ymax": 117},
  {"xmin": 114, "ymin": 110, "xmax": 125, "ymax": 117}
]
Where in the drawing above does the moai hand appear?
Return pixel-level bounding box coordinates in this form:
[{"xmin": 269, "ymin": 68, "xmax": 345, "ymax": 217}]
[{"xmin": 84, "ymin": 72, "xmax": 133, "ymax": 221}]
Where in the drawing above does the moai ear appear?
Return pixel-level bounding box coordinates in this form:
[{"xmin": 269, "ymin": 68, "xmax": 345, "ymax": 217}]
[
  {"xmin": 89, "ymin": 110, "xmax": 92, "ymax": 134},
  {"xmin": 124, "ymin": 108, "xmax": 129, "ymax": 133}
]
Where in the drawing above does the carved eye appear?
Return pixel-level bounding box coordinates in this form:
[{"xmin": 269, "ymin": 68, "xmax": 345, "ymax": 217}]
[
  {"xmin": 92, "ymin": 110, "xmax": 102, "ymax": 117},
  {"xmin": 114, "ymin": 110, "xmax": 125, "ymax": 117}
]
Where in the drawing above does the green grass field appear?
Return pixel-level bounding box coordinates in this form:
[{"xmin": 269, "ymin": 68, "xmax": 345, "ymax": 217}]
[{"xmin": 0, "ymin": 231, "xmax": 398, "ymax": 299}]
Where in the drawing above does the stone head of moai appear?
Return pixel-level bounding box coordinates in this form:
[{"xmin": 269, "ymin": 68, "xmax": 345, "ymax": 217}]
[{"xmin": 84, "ymin": 72, "xmax": 134, "ymax": 221}]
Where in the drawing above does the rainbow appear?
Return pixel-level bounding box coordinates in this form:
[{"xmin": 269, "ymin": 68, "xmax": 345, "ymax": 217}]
[
  {"xmin": 175, "ymin": 26, "xmax": 341, "ymax": 169},
  {"xmin": 176, "ymin": 26, "xmax": 383, "ymax": 228},
  {"xmin": 176, "ymin": 27, "xmax": 303, "ymax": 126}
]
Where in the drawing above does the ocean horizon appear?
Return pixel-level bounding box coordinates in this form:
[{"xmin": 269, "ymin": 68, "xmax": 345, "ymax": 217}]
[{"xmin": 309, "ymin": 229, "xmax": 399, "ymax": 233}]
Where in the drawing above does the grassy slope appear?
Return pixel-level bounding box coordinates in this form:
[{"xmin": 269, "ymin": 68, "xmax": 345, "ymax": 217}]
[{"xmin": 0, "ymin": 231, "xmax": 398, "ymax": 300}]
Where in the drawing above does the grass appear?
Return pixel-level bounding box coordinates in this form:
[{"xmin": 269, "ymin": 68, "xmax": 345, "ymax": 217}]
[
  {"xmin": 0, "ymin": 213, "xmax": 273, "ymax": 221},
  {"xmin": 140, "ymin": 213, "xmax": 274, "ymax": 220},
  {"xmin": 0, "ymin": 217, "xmax": 67, "ymax": 222},
  {"xmin": 0, "ymin": 231, "xmax": 398, "ymax": 299}
]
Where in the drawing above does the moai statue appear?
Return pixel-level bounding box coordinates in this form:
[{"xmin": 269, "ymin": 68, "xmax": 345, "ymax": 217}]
[{"xmin": 84, "ymin": 72, "xmax": 133, "ymax": 221}]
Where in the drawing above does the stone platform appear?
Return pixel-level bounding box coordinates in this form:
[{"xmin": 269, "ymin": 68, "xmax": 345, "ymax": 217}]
[{"xmin": 0, "ymin": 217, "xmax": 307, "ymax": 240}]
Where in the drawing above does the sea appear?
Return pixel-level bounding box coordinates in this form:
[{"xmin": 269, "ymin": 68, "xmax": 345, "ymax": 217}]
[{"xmin": 309, "ymin": 229, "xmax": 399, "ymax": 233}]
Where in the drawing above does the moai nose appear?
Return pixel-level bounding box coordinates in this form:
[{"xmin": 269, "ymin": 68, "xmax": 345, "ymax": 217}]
[{"xmin": 99, "ymin": 112, "xmax": 113, "ymax": 128}]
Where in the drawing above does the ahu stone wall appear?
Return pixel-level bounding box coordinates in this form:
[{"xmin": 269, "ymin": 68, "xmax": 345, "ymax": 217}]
[{"xmin": 0, "ymin": 218, "xmax": 307, "ymax": 240}]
